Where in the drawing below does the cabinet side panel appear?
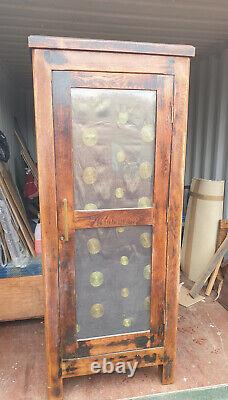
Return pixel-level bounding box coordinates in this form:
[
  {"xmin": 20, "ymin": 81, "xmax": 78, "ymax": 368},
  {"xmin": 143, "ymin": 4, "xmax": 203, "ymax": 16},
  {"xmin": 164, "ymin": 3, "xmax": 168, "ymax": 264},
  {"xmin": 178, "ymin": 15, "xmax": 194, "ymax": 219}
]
[
  {"xmin": 32, "ymin": 49, "xmax": 63, "ymax": 399},
  {"xmin": 162, "ymin": 57, "xmax": 190, "ymax": 384}
]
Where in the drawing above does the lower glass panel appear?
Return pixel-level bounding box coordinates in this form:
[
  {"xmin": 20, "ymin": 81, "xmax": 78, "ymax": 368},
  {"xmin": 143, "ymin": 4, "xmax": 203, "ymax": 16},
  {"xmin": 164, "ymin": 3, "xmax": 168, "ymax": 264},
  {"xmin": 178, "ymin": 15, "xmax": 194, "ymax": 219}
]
[{"xmin": 75, "ymin": 226, "xmax": 152, "ymax": 340}]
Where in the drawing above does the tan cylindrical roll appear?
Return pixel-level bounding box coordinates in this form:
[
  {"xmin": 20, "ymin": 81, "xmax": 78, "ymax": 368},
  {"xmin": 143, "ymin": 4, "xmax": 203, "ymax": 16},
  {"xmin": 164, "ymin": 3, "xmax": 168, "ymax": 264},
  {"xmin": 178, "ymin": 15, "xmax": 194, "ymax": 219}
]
[{"xmin": 181, "ymin": 178, "xmax": 224, "ymax": 282}]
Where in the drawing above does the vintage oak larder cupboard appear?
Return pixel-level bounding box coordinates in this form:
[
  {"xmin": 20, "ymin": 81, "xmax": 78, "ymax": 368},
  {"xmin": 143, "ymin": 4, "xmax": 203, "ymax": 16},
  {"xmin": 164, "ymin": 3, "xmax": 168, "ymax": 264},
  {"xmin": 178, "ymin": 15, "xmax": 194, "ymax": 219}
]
[{"xmin": 29, "ymin": 36, "xmax": 194, "ymax": 399}]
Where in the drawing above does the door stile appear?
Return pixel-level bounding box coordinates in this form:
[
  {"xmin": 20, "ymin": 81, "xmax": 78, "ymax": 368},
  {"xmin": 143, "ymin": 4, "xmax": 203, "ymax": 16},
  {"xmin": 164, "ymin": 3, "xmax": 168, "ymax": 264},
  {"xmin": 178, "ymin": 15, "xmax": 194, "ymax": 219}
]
[
  {"xmin": 52, "ymin": 73, "xmax": 77, "ymax": 358},
  {"xmin": 150, "ymin": 76, "xmax": 174, "ymax": 347}
]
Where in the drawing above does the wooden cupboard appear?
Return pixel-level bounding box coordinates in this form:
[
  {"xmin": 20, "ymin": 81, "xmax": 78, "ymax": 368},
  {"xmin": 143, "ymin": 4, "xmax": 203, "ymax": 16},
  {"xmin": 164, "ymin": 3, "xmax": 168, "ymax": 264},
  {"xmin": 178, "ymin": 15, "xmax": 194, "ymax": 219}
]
[{"xmin": 29, "ymin": 35, "xmax": 194, "ymax": 400}]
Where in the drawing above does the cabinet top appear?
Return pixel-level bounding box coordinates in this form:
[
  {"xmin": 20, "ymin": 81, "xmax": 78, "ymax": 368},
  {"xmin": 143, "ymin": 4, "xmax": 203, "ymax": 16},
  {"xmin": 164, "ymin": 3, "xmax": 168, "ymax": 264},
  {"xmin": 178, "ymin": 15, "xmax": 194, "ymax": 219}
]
[{"xmin": 28, "ymin": 35, "xmax": 195, "ymax": 58}]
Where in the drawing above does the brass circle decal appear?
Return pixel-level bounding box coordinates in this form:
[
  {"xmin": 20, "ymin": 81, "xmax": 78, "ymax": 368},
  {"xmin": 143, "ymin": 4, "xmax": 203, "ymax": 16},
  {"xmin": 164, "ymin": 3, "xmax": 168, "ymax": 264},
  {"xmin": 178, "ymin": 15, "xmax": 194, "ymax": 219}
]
[
  {"xmin": 90, "ymin": 303, "xmax": 104, "ymax": 319},
  {"xmin": 117, "ymin": 111, "xmax": 128, "ymax": 125},
  {"xmin": 84, "ymin": 203, "xmax": 98, "ymax": 210},
  {"xmin": 90, "ymin": 271, "xmax": 104, "ymax": 287},
  {"xmin": 140, "ymin": 232, "xmax": 151, "ymax": 248},
  {"xmin": 143, "ymin": 264, "xmax": 151, "ymax": 280},
  {"xmin": 144, "ymin": 296, "xmax": 150, "ymax": 310},
  {"xmin": 116, "ymin": 150, "xmax": 126, "ymax": 163},
  {"xmin": 120, "ymin": 256, "xmax": 129, "ymax": 266},
  {"xmin": 123, "ymin": 318, "xmax": 132, "ymax": 328},
  {"xmin": 139, "ymin": 161, "xmax": 152, "ymax": 180},
  {"xmin": 138, "ymin": 196, "xmax": 151, "ymax": 208},
  {"xmin": 115, "ymin": 187, "xmax": 124, "ymax": 199},
  {"xmin": 141, "ymin": 124, "xmax": 155, "ymax": 143},
  {"xmin": 83, "ymin": 167, "xmax": 97, "ymax": 185},
  {"xmin": 121, "ymin": 288, "xmax": 129, "ymax": 298},
  {"xmin": 87, "ymin": 238, "xmax": 101, "ymax": 255},
  {"xmin": 116, "ymin": 227, "xmax": 125, "ymax": 233},
  {"xmin": 82, "ymin": 127, "xmax": 97, "ymax": 146}
]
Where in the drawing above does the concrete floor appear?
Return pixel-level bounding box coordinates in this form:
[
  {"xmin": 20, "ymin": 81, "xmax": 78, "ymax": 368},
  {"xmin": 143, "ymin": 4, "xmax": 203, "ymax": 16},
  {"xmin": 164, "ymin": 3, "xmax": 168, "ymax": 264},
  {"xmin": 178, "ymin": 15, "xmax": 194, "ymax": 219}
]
[{"xmin": 0, "ymin": 297, "xmax": 227, "ymax": 400}]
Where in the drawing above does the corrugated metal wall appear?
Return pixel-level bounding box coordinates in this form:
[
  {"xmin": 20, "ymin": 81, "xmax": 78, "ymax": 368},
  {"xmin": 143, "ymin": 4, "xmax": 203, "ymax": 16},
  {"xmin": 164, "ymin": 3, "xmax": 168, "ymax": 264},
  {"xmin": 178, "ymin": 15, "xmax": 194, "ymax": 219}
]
[
  {"xmin": 185, "ymin": 51, "xmax": 228, "ymax": 218},
  {"xmin": 0, "ymin": 63, "xmax": 19, "ymax": 179},
  {"xmin": 0, "ymin": 62, "xmax": 29, "ymax": 186}
]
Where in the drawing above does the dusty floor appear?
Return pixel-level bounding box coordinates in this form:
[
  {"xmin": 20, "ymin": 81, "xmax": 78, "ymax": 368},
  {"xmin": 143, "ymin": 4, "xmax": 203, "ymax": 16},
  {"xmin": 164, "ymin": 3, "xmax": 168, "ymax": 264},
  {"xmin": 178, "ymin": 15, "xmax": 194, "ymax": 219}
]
[{"xmin": 0, "ymin": 297, "xmax": 227, "ymax": 400}]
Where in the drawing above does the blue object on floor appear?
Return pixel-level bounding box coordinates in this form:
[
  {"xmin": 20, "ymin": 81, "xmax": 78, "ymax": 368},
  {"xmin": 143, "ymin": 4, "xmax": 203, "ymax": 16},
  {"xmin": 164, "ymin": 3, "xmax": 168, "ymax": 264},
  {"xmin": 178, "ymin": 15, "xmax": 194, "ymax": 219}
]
[{"xmin": 0, "ymin": 257, "xmax": 42, "ymax": 278}]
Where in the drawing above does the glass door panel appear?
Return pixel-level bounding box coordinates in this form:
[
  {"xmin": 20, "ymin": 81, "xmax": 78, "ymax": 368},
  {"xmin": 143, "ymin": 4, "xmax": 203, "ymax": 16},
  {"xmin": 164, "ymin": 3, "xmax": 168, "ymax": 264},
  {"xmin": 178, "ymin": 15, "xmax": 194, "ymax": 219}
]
[
  {"xmin": 71, "ymin": 88, "xmax": 156, "ymax": 210},
  {"xmin": 75, "ymin": 226, "xmax": 152, "ymax": 339}
]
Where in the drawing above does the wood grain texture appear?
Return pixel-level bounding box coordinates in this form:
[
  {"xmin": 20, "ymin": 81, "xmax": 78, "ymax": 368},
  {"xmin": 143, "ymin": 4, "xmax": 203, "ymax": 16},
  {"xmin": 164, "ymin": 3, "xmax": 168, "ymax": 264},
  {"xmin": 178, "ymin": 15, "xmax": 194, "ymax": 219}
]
[
  {"xmin": 0, "ymin": 276, "xmax": 44, "ymax": 321},
  {"xmin": 52, "ymin": 70, "xmax": 171, "ymax": 361},
  {"xmin": 28, "ymin": 35, "xmax": 195, "ymax": 57},
  {"xmin": 62, "ymin": 347, "xmax": 165, "ymax": 378},
  {"xmin": 75, "ymin": 331, "xmax": 151, "ymax": 357},
  {"xmin": 74, "ymin": 208, "xmax": 154, "ymax": 229},
  {"xmin": 32, "ymin": 49, "xmax": 63, "ymax": 399},
  {"xmin": 30, "ymin": 39, "xmax": 193, "ymax": 399},
  {"xmin": 150, "ymin": 75, "xmax": 173, "ymax": 347},
  {"xmin": 52, "ymin": 73, "xmax": 77, "ymax": 360},
  {"xmin": 41, "ymin": 50, "xmax": 176, "ymax": 75},
  {"xmin": 162, "ymin": 57, "xmax": 191, "ymax": 384}
]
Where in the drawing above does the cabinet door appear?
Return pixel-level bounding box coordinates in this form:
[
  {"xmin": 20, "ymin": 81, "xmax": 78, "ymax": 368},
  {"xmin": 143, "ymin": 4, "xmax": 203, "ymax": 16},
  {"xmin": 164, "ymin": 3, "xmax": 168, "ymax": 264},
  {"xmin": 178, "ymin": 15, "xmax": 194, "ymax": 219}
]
[{"xmin": 53, "ymin": 71, "xmax": 173, "ymax": 361}]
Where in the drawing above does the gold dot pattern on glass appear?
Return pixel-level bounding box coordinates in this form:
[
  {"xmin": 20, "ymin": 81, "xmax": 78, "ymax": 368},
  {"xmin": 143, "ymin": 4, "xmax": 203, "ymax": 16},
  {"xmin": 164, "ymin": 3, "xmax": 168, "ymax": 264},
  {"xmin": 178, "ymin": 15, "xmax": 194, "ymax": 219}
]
[
  {"xmin": 139, "ymin": 161, "xmax": 152, "ymax": 180},
  {"xmin": 116, "ymin": 150, "xmax": 126, "ymax": 163},
  {"xmin": 82, "ymin": 127, "xmax": 97, "ymax": 146},
  {"xmin": 141, "ymin": 124, "xmax": 155, "ymax": 143},
  {"xmin": 123, "ymin": 318, "xmax": 132, "ymax": 328},
  {"xmin": 83, "ymin": 167, "xmax": 97, "ymax": 185},
  {"xmin": 84, "ymin": 203, "xmax": 98, "ymax": 210},
  {"xmin": 143, "ymin": 264, "xmax": 151, "ymax": 280},
  {"xmin": 144, "ymin": 296, "xmax": 150, "ymax": 310},
  {"xmin": 90, "ymin": 271, "xmax": 104, "ymax": 287},
  {"xmin": 90, "ymin": 303, "xmax": 104, "ymax": 319},
  {"xmin": 140, "ymin": 232, "xmax": 151, "ymax": 248},
  {"xmin": 116, "ymin": 227, "xmax": 125, "ymax": 233},
  {"xmin": 115, "ymin": 187, "xmax": 124, "ymax": 199},
  {"xmin": 121, "ymin": 288, "xmax": 129, "ymax": 298},
  {"xmin": 120, "ymin": 255, "xmax": 129, "ymax": 266},
  {"xmin": 138, "ymin": 196, "xmax": 151, "ymax": 208},
  {"xmin": 87, "ymin": 238, "xmax": 101, "ymax": 255}
]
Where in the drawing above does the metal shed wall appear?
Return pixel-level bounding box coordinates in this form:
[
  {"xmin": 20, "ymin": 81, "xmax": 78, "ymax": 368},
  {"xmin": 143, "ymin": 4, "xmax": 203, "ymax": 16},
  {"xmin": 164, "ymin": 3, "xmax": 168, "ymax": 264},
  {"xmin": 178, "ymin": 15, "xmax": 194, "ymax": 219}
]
[{"xmin": 186, "ymin": 52, "xmax": 228, "ymax": 218}]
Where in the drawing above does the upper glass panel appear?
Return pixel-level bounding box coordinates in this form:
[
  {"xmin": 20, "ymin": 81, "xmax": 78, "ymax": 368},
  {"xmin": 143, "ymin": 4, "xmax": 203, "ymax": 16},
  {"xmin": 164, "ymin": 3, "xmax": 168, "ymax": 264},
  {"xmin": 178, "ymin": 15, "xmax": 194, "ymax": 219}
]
[{"xmin": 71, "ymin": 88, "xmax": 156, "ymax": 210}]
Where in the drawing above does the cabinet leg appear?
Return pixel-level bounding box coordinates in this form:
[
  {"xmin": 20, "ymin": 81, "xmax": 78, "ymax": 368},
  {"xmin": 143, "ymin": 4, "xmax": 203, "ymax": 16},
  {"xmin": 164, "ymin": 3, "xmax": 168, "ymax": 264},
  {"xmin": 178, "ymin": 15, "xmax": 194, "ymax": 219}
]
[
  {"xmin": 47, "ymin": 377, "xmax": 63, "ymax": 400},
  {"xmin": 160, "ymin": 361, "xmax": 175, "ymax": 385}
]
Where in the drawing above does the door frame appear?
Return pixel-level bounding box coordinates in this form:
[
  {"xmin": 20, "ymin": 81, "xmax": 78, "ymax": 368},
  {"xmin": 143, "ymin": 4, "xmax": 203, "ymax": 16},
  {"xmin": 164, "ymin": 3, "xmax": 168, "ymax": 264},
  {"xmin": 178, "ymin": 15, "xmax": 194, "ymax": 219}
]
[{"xmin": 52, "ymin": 71, "xmax": 173, "ymax": 361}]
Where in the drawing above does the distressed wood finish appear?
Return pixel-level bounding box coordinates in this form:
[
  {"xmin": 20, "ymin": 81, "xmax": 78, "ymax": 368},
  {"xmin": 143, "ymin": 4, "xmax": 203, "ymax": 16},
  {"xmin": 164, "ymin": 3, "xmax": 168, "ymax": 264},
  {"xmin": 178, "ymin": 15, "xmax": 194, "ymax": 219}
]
[
  {"xmin": 28, "ymin": 35, "xmax": 195, "ymax": 57},
  {"xmin": 62, "ymin": 347, "xmax": 165, "ymax": 378},
  {"xmin": 74, "ymin": 208, "xmax": 154, "ymax": 229},
  {"xmin": 76, "ymin": 331, "xmax": 151, "ymax": 357},
  {"xmin": 161, "ymin": 57, "xmax": 191, "ymax": 384},
  {"xmin": 30, "ymin": 36, "xmax": 194, "ymax": 400},
  {"xmin": 53, "ymin": 70, "xmax": 173, "ymax": 360},
  {"xmin": 32, "ymin": 49, "xmax": 63, "ymax": 399}
]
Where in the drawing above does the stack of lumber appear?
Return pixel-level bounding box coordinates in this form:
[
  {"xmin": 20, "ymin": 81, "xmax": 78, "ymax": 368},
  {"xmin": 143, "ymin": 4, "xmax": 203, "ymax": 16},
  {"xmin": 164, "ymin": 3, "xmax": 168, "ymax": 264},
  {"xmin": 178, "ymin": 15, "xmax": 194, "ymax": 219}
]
[{"xmin": 0, "ymin": 162, "xmax": 35, "ymax": 265}]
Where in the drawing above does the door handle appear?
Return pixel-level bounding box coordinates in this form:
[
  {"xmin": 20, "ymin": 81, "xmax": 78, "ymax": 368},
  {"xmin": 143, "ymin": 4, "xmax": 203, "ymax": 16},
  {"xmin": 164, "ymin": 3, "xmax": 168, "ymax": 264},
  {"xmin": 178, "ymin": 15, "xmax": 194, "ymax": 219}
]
[{"xmin": 62, "ymin": 198, "xmax": 69, "ymax": 242}]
